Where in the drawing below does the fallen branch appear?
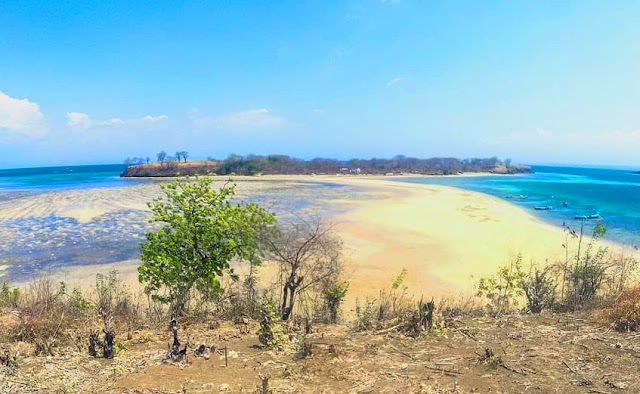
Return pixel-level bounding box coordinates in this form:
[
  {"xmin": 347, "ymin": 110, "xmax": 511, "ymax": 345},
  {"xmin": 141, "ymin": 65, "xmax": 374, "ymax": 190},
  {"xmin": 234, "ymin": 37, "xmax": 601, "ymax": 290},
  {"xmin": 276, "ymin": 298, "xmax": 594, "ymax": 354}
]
[
  {"xmin": 562, "ymin": 360, "xmax": 577, "ymax": 373},
  {"xmin": 389, "ymin": 345, "xmax": 415, "ymax": 360},
  {"xmin": 375, "ymin": 323, "xmax": 403, "ymax": 335},
  {"xmin": 501, "ymin": 363, "xmax": 528, "ymax": 375},
  {"xmin": 424, "ymin": 366, "xmax": 464, "ymax": 377}
]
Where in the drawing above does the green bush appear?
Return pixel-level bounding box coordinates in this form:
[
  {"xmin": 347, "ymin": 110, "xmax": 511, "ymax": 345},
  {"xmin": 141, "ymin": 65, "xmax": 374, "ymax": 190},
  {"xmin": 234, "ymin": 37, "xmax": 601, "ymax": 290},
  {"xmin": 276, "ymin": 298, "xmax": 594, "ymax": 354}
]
[
  {"xmin": 0, "ymin": 282, "xmax": 20, "ymax": 308},
  {"xmin": 258, "ymin": 299, "xmax": 285, "ymax": 348},
  {"xmin": 323, "ymin": 281, "xmax": 348, "ymax": 323},
  {"xmin": 476, "ymin": 255, "xmax": 526, "ymax": 315},
  {"xmin": 520, "ymin": 265, "xmax": 556, "ymax": 313},
  {"xmin": 352, "ymin": 298, "xmax": 378, "ymax": 331}
]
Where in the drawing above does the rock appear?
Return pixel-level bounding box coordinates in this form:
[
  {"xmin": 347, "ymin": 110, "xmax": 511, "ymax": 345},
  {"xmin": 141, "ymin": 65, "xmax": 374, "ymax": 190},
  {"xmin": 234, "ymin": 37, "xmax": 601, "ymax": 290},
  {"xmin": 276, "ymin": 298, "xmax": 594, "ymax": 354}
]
[{"xmin": 219, "ymin": 383, "xmax": 231, "ymax": 392}]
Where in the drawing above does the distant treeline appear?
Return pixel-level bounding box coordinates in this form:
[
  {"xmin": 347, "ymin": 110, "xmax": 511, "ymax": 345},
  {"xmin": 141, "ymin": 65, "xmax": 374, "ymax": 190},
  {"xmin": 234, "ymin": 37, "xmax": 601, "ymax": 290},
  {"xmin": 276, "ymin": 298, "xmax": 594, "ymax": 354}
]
[{"xmin": 121, "ymin": 153, "xmax": 531, "ymax": 177}]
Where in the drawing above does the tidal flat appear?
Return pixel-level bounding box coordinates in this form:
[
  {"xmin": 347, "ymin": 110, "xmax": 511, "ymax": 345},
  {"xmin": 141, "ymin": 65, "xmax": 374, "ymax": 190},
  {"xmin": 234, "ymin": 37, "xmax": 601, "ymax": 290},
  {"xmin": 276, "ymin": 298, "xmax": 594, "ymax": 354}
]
[{"xmin": 0, "ymin": 178, "xmax": 371, "ymax": 282}]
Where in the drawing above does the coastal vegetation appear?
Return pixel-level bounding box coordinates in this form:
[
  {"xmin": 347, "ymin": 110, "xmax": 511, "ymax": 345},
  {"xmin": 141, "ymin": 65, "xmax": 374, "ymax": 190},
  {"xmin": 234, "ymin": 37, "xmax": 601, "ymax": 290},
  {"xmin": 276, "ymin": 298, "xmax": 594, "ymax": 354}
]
[
  {"xmin": 138, "ymin": 176, "xmax": 275, "ymax": 316},
  {"xmin": 121, "ymin": 153, "xmax": 532, "ymax": 177},
  {"xmin": 475, "ymin": 220, "xmax": 638, "ymax": 317}
]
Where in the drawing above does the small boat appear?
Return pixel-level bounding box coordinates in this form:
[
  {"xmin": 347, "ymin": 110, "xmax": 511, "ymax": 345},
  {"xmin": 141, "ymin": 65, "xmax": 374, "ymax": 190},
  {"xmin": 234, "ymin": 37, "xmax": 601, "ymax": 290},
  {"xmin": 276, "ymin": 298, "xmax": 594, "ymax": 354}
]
[
  {"xmin": 506, "ymin": 194, "xmax": 528, "ymax": 200},
  {"xmin": 534, "ymin": 205, "xmax": 553, "ymax": 210},
  {"xmin": 575, "ymin": 212, "xmax": 601, "ymax": 220}
]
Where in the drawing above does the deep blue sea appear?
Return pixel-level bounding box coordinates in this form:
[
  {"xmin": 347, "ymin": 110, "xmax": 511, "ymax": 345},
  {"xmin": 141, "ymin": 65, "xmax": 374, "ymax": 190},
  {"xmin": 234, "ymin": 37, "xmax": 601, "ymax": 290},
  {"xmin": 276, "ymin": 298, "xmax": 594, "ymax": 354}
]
[{"xmin": 397, "ymin": 166, "xmax": 640, "ymax": 248}]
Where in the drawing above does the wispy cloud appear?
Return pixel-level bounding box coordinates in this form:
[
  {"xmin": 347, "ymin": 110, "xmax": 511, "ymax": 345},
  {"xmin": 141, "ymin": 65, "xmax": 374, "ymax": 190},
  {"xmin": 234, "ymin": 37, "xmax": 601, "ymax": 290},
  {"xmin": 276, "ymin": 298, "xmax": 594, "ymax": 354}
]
[
  {"xmin": 387, "ymin": 76, "xmax": 403, "ymax": 87},
  {"xmin": 0, "ymin": 90, "xmax": 47, "ymax": 139},
  {"xmin": 313, "ymin": 108, "xmax": 326, "ymax": 115},
  {"xmin": 192, "ymin": 108, "xmax": 287, "ymax": 129},
  {"xmin": 66, "ymin": 112, "xmax": 168, "ymax": 131}
]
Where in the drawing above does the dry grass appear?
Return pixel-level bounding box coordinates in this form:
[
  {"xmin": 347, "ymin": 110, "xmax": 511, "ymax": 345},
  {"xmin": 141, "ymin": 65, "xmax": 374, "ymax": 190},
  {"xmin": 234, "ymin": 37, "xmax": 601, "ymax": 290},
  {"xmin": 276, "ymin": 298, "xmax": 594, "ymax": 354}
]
[{"xmin": 600, "ymin": 285, "xmax": 640, "ymax": 332}]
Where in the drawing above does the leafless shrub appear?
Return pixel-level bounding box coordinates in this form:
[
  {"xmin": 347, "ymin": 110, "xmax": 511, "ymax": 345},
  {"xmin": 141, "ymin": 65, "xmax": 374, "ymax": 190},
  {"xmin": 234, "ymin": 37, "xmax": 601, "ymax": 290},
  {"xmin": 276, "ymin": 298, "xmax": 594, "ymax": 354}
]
[
  {"xmin": 94, "ymin": 271, "xmax": 143, "ymax": 337},
  {"xmin": 265, "ymin": 217, "xmax": 346, "ymax": 321},
  {"xmin": 437, "ymin": 294, "xmax": 484, "ymax": 318},
  {"xmin": 14, "ymin": 277, "xmax": 67, "ymax": 355}
]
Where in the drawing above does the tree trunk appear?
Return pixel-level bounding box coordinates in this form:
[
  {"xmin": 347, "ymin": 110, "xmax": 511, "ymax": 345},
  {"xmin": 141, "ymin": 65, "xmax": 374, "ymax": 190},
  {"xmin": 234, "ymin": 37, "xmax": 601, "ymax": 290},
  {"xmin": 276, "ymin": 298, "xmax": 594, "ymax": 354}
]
[
  {"xmin": 281, "ymin": 283, "xmax": 290, "ymax": 320},
  {"xmin": 283, "ymin": 284, "xmax": 296, "ymax": 321}
]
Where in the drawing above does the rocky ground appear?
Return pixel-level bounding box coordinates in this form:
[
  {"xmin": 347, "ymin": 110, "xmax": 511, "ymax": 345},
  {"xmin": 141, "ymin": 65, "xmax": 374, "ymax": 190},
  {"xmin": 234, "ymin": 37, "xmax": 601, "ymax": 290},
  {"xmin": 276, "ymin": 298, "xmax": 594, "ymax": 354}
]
[{"xmin": 1, "ymin": 312, "xmax": 639, "ymax": 393}]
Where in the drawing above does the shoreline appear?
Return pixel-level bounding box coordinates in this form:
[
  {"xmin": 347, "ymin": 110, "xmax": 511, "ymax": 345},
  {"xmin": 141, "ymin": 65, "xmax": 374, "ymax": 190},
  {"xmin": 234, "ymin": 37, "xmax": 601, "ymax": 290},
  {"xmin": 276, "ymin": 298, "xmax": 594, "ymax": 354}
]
[{"xmin": 9, "ymin": 176, "xmax": 633, "ymax": 314}]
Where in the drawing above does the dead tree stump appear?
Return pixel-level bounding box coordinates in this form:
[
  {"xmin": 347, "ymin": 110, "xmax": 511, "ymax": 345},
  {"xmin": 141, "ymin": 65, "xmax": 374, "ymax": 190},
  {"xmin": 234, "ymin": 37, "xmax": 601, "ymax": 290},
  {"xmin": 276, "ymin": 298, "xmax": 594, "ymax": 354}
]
[{"xmin": 165, "ymin": 318, "xmax": 187, "ymax": 362}]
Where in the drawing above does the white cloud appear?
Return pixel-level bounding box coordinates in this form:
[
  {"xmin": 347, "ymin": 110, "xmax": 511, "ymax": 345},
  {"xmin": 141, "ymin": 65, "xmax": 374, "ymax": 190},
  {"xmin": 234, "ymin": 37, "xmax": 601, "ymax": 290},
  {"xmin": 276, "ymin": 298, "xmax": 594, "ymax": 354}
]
[
  {"xmin": 0, "ymin": 90, "xmax": 47, "ymax": 139},
  {"xmin": 192, "ymin": 108, "xmax": 287, "ymax": 129},
  {"xmin": 313, "ymin": 108, "xmax": 326, "ymax": 115},
  {"xmin": 387, "ymin": 76, "xmax": 403, "ymax": 87},
  {"xmin": 141, "ymin": 115, "xmax": 168, "ymax": 123},
  {"xmin": 66, "ymin": 112, "xmax": 168, "ymax": 131}
]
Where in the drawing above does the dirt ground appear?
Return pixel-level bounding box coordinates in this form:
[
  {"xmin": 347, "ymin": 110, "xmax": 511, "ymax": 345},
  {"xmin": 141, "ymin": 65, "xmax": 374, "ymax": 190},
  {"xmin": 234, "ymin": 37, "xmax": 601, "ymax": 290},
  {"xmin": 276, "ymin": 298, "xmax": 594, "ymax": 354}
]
[{"xmin": 1, "ymin": 312, "xmax": 639, "ymax": 394}]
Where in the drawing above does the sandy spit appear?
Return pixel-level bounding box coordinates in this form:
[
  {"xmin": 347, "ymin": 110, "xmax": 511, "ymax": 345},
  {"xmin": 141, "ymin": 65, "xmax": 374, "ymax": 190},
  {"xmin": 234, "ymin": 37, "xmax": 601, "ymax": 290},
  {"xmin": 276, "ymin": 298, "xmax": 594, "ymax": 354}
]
[{"xmin": 13, "ymin": 175, "xmax": 619, "ymax": 310}]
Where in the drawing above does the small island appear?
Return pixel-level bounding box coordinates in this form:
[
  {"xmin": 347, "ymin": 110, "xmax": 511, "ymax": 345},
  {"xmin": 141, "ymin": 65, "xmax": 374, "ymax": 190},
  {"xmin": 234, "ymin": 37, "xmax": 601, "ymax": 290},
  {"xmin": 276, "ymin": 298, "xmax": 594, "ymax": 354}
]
[{"xmin": 120, "ymin": 152, "xmax": 532, "ymax": 177}]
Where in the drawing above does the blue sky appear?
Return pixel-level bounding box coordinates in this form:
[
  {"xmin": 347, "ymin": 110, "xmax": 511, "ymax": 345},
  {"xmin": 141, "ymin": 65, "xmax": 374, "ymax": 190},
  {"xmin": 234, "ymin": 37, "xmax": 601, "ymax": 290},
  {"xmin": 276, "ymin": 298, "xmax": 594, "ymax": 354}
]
[{"xmin": 1, "ymin": 1, "xmax": 640, "ymax": 168}]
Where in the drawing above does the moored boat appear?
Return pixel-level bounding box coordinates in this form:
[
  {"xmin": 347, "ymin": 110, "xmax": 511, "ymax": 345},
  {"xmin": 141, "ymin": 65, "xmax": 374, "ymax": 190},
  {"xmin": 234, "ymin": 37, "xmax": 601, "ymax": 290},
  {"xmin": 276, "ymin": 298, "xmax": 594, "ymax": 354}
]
[{"xmin": 575, "ymin": 212, "xmax": 601, "ymax": 220}]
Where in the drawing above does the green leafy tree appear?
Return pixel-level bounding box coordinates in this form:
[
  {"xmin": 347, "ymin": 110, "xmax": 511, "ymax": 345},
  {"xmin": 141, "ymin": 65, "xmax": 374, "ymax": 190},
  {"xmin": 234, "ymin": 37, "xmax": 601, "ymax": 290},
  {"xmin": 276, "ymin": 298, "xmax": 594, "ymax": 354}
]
[{"xmin": 138, "ymin": 176, "xmax": 276, "ymax": 316}]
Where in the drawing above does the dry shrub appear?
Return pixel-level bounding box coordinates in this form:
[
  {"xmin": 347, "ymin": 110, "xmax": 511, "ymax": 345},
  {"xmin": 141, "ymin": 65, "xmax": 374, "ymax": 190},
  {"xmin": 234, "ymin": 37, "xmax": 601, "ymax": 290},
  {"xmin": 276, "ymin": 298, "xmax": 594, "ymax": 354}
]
[
  {"xmin": 12, "ymin": 272, "xmax": 144, "ymax": 356},
  {"xmin": 600, "ymin": 285, "xmax": 640, "ymax": 332},
  {"xmin": 438, "ymin": 294, "xmax": 485, "ymax": 318},
  {"xmin": 94, "ymin": 271, "xmax": 143, "ymax": 336},
  {"xmin": 14, "ymin": 277, "xmax": 69, "ymax": 355}
]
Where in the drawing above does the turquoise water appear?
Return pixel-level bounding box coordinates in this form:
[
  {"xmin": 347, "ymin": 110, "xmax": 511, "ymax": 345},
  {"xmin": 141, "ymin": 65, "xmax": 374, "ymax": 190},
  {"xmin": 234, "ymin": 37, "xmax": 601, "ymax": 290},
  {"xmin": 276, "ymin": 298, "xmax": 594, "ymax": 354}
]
[
  {"xmin": 0, "ymin": 165, "xmax": 150, "ymax": 280},
  {"xmin": 0, "ymin": 164, "xmax": 138, "ymax": 192},
  {"xmin": 397, "ymin": 166, "xmax": 640, "ymax": 247}
]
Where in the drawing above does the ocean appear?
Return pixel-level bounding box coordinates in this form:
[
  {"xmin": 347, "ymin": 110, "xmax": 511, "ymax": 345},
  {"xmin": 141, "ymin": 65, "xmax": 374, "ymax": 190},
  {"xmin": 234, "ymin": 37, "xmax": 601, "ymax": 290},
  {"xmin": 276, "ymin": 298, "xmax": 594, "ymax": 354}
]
[
  {"xmin": 397, "ymin": 166, "xmax": 640, "ymax": 248},
  {"xmin": 0, "ymin": 164, "xmax": 137, "ymax": 192}
]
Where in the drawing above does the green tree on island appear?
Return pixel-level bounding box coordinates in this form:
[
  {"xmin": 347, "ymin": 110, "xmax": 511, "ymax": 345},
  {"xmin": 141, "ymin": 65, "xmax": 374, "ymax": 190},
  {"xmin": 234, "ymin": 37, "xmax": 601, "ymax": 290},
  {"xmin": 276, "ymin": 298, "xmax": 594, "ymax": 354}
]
[{"xmin": 138, "ymin": 176, "xmax": 276, "ymax": 316}]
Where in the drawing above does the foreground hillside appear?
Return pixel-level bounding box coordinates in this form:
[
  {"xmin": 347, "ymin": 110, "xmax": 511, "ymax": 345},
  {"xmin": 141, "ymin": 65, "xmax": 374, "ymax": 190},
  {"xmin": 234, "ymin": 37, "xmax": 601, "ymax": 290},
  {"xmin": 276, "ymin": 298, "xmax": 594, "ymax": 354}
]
[{"xmin": 1, "ymin": 312, "xmax": 638, "ymax": 393}]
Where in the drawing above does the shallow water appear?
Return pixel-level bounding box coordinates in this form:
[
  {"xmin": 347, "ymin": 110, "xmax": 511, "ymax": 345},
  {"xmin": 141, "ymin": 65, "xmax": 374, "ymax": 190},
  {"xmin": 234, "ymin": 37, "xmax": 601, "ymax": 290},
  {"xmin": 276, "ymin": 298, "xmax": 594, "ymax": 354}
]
[
  {"xmin": 397, "ymin": 166, "xmax": 640, "ymax": 247},
  {"xmin": 0, "ymin": 165, "xmax": 364, "ymax": 280}
]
